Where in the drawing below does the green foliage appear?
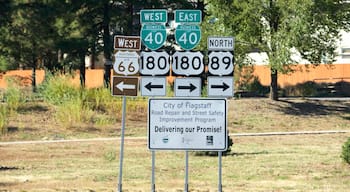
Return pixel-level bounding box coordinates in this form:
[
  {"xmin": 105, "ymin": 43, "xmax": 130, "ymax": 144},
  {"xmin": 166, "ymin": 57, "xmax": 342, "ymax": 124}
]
[
  {"xmin": 0, "ymin": 104, "xmax": 8, "ymax": 135},
  {"xmin": 84, "ymin": 87, "xmax": 115, "ymax": 112},
  {"xmin": 197, "ymin": 136, "xmax": 233, "ymax": 156},
  {"xmin": 38, "ymin": 74, "xmax": 149, "ymax": 128},
  {"xmin": 341, "ymin": 137, "xmax": 350, "ymax": 165},
  {"xmin": 4, "ymin": 78, "xmax": 25, "ymax": 113},
  {"xmin": 282, "ymin": 81, "xmax": 317, "ymax": 97},
  {"xmin": 245, "ymin": 77, "xmax": 270, "ymax": 96},
  {"xmin": 166, "ymin": 83, "xmax": 174, "ymax": 97},
  {"xmin": 0, "ymin": 56, "xmax": 11, "ymax": 72},
  {"xmin": 55, "ymin": 96, "xmax": 94, "ymax": 128},
  {"xmin": 194, "ymin": 135, "xmax": 234, "ymax": 156},
  {"xmin": 39, "ymin": 74, "xmax": 94, "ymax": 128},
  {"xmin": 202, "ymin": 0, "xmax": 350, "ymax": 100},
  {"xmin": 235, "ymin": 66, "xmax": 269, "ymax": 96},
  {"xmin": 201, "ymin": 85, "xmax": 208, "ymax": 97},
  {"xmin": 39, "ymin": 74, "xmax": 81, "ymax": 105},
  {"xmin": 1, "ymin": 1, "xmax": 59, "ymax": 71},
  {"xmin": 104, "ymin": 149, "xmax": 117, "ymax": 162}
]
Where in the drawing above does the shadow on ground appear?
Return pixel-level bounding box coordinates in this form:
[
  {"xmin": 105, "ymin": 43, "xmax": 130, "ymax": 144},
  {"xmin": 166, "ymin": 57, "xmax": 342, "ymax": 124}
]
[{"xmin": 277, "ymin": 99, "xmax": 350, "ymax": 117}]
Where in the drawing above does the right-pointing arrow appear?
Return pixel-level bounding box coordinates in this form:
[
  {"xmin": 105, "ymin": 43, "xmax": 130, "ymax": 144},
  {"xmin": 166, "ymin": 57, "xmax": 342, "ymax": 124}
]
[
  {"xmin": 145, "ymin": 82, "xmax": 164, "ymax": 91},
  {"xmin": 178, "ymin": 83, "xmax": 197, "ymax": 92},
  {"xmin": 211, "ymin": 82, "xmax": 229, "ymax": 91}
]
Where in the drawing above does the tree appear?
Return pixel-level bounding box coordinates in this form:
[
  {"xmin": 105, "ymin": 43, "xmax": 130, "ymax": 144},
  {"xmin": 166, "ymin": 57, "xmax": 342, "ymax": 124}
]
[
  {"xmin": 202, "ymin": 0, "xmax": 350, "ymax": 100},
  {"xmin": 1, "ymin": 1, "xmax": 59, "ymax": 91},
  {"xmin": 0, "ymin": 0, "xmax": 14, "ymax": 72},
  {"xmin": 0, "ymin": 0, "xmax": 202, "ymax": 89}
]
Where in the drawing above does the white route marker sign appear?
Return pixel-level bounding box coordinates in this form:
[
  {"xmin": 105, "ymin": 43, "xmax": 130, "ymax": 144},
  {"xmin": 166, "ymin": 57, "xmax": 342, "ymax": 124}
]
[{"xmin": 148, "ymin": 98, "xmax": 227, "ymax": 151}]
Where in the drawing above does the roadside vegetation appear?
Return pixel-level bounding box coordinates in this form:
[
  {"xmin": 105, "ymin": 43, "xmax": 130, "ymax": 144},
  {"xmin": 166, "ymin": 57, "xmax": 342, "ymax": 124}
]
[
  {"xmin": 342, "ymin": 137, "xmax": 350, "ymax": 165},
  {"xmin": 0, "ymin": 104, "xmax": 8, "ymax": 135},
  {"xmin": 1, "ymin": 74, "xmax": 350, "ymax": 191},
  {"xmin": 1, "ymin": 73, "xmax": 350, "ymax": 139},
  {"xmin": 39, "ymin": 74, "xmax": 148, "ymax": 129}
]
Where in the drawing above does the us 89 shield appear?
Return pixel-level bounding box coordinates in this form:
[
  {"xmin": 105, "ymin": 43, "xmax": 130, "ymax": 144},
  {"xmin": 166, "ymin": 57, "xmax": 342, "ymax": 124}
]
[{"xmin": 208, "ymin": 51, "xmax": 234, "ymax": 76}]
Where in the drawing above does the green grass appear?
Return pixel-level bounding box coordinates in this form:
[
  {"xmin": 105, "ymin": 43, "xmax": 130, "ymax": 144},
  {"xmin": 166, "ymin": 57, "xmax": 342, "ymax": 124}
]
[
  {"xmin": 3, "ymin": 78, "xmax": 25, "ymax": 114},
  {"xmin": 0, "ymin": 104, "xmax": 8, "ymax": 135},
  {"xmin": 1, "ymin": 134, "xmax": 350, "ymax": 191}
]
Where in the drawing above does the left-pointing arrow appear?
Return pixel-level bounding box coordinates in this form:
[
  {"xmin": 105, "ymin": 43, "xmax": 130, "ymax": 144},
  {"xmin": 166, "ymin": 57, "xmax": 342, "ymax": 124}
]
[
  {"xmin": 145, "ymin": 82, "xmax": 164, "ymax": 91},
  {"xmin": 116, "ymin": 81, "xmax": 136, "ymax": 91},
  {"xmin": 211, "ymin": 83, "xmax": 229, "ymax": 91}
]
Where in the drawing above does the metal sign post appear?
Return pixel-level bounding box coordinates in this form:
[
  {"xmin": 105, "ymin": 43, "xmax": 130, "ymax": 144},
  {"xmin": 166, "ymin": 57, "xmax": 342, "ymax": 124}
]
[
  {"xmin": 117, "ymin": 96, "xmax": 127, "ymax": 192},
  {"xmin": 218, "ymin": 151, "xmax": 222, "ymax": 192},
  {"xmin": 151, "ymin": 150, "xmax": 156, "ymax": 192},
  {"xmin": 185, "ymin": 151, "xmax": 189, "ymax": 192}
]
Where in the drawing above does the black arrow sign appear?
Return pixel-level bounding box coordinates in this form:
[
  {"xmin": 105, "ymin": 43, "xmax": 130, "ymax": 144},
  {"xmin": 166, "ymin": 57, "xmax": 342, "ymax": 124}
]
[
  {"xmin": 211, "ymin": 82, "xmax": 230, "ymax": 91},
  {"xmin": 145, "ymin": 82, "xmax": 164, "ymax": 91},
  {"xmin": 178, "ymin": 83, "xmax": 197, "ymax": 92}
]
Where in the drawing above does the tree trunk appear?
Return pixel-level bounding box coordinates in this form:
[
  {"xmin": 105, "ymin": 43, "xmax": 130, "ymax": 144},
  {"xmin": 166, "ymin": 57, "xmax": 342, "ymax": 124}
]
[
  {"xmin": 270, "ymin": 69, "xmax": 278, "ymax": 100},
  {"xmin": 79, "ymin": 54, "xmax": 86, "ymax": 88},
  {"xmin": 90, "ymin": 43, "xmax": 96, "ymax": 69},
  {"xmin": 103, "ymin": 2, "xmax": 111, "ymax": 88},
  {"xmin": 32, "ymin": 65, "xmax": 36, "ymax": 92}
]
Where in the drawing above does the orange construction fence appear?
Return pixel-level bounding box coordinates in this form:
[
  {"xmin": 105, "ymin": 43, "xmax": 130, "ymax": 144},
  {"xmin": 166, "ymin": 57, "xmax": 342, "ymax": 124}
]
[
  {"xmin": 252, "ymin": 64, "xmax": 350, "ymax": 87},
  {"xmin": 1, "ymin": 64, "xmax": 349, "ymax": 89}
]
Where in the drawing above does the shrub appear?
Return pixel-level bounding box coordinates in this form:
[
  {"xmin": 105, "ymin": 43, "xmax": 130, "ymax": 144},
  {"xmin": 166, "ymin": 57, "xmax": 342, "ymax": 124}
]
[
  {"xmin": 0, "ymin": 105, "xmax": 8, "ymax": 135},
  {"xmin": 85, "ymin": 87, "xmax": 115, "ymax": 112},
  {"xmin": 104, "ymin": 149, "xmax": 116, "ymax": 162},
  {"xmin": 4, "ymin": 78, "xmax": 24, "ymax": 113},
  {"xmin": 194, "ymin": 135, "xmax": 234, "ymax": 156},
  {"xmin": 282, "ymin": 81, "xmax": 317, "ymax": 97},
  {"xmin": 39, "ymin": 74, "xmax": 80, "ymax": 105},
  {"xmin": 341, "ymin": 137, "xmax": 350, "ymax": 165},
  {"xmin": 55, "ymin": 95, "xmax": 94, "ymax": 128}
]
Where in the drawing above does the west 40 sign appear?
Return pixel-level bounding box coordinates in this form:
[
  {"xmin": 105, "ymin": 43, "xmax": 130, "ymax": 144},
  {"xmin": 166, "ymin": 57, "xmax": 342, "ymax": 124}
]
[{"xmin": 141, "ymin": 24, "xmax": 167, "ymax": 50}]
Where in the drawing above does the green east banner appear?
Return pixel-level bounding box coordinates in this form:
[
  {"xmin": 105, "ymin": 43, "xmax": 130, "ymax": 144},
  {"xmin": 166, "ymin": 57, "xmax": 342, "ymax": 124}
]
[{"xmin": 174, "ymin": 10, "xmax": 202, "ymax": 24}]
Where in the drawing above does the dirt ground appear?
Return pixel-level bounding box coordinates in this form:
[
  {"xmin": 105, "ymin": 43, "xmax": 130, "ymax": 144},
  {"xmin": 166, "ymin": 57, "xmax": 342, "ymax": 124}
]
[{"xmin": 1, "ymin": 98, "xmax": 350, "ymax": 191}]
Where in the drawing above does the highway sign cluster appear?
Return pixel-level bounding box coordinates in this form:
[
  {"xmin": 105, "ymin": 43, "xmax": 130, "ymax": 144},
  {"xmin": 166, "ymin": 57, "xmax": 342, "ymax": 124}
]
[
  {"xmin": 111, "ymin": 10, "xmax": 235, "ymax": 123},
  {"xmin": 112, "ymin": 10, "xmax": 235, "ymax": 192}
]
